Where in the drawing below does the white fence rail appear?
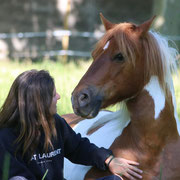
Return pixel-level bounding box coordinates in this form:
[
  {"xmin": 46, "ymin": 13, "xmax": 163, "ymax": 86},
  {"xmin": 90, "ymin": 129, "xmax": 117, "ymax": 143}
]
[
  {"xmin": 0, "ymin": 30, "xmax": 179, "ymax": 58},
  {"xmin": 0, "ymin": 30, "xmax": 104, "ymax": 39}
]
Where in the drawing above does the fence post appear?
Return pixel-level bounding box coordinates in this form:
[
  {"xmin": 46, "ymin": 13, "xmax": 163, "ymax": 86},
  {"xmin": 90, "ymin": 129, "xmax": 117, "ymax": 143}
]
[{"xmin": 62, "ymin": 0, "xmax": 71, "ymax": 63}]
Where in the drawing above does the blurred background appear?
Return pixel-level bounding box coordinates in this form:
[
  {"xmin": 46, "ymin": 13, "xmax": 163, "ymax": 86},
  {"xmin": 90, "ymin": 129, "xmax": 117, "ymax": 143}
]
[
  {"xmin": 0, "ymin": 0, "xmax": 179, "ymax": 61},
  {"xmin": 0, "ymin": 0, "xmax": 179, "ymax": 116}
]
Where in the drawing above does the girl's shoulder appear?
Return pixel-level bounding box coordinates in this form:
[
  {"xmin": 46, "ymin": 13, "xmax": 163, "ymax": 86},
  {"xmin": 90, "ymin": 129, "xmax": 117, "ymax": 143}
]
[
  {"xmin": 54, "ymin": 113, "xmax": 68, "ymax": 127},
  {"xmin": 54, "ymin": 113, "xmax": 64, "ymax": 124},
  {"xmin": 0, "ymin": 127, "xmax": 17, "ymax": 150},
  {"xmin": 53, "ymin": 114, "xmax": 74, "ymax": 138},
  {"xmin": 53, "ymin": 114, "xmax": 67, "ymax": 133},
  {"xmin": 0, "ymin": 127, "xmax": 16, "ymax": 140}
]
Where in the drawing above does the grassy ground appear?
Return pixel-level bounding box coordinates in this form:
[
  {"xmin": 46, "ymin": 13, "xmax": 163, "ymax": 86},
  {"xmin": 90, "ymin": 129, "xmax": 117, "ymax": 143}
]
[{"xmin": 0, "ymin": 60, "xmax": 180, "ymax": 118}]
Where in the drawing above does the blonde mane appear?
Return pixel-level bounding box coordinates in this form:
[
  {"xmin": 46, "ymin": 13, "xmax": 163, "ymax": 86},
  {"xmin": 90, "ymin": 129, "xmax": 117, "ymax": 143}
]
[
  {"xmin": 144, "ymin": 31, "xmax": 178, "ymax": 90},
  {"xmin": 92, "ymin": 24, "xmax": 179, "ymax": 94}
]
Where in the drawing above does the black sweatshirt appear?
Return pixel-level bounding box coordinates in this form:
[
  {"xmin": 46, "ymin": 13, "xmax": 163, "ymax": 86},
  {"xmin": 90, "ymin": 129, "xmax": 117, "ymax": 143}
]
[{"xmin": 0, "ymin": 114, "xmax": 112, "ymax": 180}]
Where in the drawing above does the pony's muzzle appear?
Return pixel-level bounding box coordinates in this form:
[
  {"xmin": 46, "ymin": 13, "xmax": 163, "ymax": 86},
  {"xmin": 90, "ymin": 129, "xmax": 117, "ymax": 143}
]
[{"xmin": 71, "ymin": 87, "xmax": 103, "ymax": 118}]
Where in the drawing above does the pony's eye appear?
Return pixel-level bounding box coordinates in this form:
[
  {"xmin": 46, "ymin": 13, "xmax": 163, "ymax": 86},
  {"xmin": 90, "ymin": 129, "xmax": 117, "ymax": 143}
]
[{"xmin": 113, "ymin": 53, "xmax": 124, "ymax": 62}]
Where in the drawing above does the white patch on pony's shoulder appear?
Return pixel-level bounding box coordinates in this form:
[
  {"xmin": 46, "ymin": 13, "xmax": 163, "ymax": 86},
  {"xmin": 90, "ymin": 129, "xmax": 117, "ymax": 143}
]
[
  {"xmin": 103, "ymin": 41, "xmax": 110, "ymax": 50},
  {"xmin": 144, "ymin": 76, "xmax": 165, "ymax": 119}
]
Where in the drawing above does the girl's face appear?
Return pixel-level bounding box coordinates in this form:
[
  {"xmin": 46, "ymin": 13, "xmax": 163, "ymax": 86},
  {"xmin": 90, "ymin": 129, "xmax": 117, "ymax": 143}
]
[{"xmin": 50, "ymin": 87, "xmax": 60, "ymax": 115}]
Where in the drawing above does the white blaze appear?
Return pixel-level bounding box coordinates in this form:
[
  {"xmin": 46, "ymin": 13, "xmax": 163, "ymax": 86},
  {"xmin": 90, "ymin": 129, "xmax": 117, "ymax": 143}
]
[{"xmin": 103, "ymin": 41, "xmax": 110, "ymax": 50}]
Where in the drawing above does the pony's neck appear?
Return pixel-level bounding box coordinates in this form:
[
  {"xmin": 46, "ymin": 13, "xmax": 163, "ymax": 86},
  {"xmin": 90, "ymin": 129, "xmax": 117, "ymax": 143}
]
[{"xmin": 126, "ymin": 76, "xmax": 180, "ymax": 142}]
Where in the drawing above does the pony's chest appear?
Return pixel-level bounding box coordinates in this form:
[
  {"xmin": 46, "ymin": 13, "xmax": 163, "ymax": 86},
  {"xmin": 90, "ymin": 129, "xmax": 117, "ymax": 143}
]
[{"xmin": 64, "ymin": 110, "xmax": 130, "ymax": 180}]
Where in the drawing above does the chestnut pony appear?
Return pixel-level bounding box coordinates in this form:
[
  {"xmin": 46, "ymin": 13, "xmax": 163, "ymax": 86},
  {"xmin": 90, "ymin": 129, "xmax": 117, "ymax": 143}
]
[{"xmin": 64, "ymin": 14, "xmax": 180, "ymax": 180}]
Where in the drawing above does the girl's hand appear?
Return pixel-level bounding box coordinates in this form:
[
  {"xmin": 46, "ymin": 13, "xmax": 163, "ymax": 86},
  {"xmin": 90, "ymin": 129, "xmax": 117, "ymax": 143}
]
[{"xmin": 105, "ymin": 156, "xmax": 143, "ymax": 180}]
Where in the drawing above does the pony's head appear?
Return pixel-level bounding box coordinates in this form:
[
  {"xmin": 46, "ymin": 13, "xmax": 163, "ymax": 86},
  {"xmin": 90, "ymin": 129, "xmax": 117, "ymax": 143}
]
[{"xmin": 72, "ymin": 13, "xmax": 177, "ymax": 118}]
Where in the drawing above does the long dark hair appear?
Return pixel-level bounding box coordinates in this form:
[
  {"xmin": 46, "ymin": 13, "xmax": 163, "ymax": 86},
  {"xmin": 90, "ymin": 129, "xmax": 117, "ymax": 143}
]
[{"xmin": 0, "ymin": 70, "xmax": 57, "ymax": 157}]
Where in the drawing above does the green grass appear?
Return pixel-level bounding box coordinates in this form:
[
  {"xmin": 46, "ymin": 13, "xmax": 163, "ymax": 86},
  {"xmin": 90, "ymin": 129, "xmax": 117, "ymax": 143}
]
[
  {"xmin": 0, "ymin": 60, "xmax": 180, "ymax": 118},
  {"xmin": 2, "ymin": 153, "xmax": 10, "ymax": 180}
]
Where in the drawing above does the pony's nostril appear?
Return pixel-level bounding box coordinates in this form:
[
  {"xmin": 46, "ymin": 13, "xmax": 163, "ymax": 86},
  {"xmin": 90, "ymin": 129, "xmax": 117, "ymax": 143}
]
[
  {"xmin": 78, "ymin": 93, "xmax": 89, "ymax": 106},
  {"xmin": 80, "ymin": 93, "xmax": 87, "ymax": 101}
]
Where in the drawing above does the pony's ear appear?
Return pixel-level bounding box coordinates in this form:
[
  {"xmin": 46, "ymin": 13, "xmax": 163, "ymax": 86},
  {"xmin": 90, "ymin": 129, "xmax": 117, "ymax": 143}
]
[
  {"xmin": 100, "ymin": 13, "xmax": 115, "ymax": 31},
  {"xmin": 137, "ymin": 16, "xmax": 156, "ymax": 37}
]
